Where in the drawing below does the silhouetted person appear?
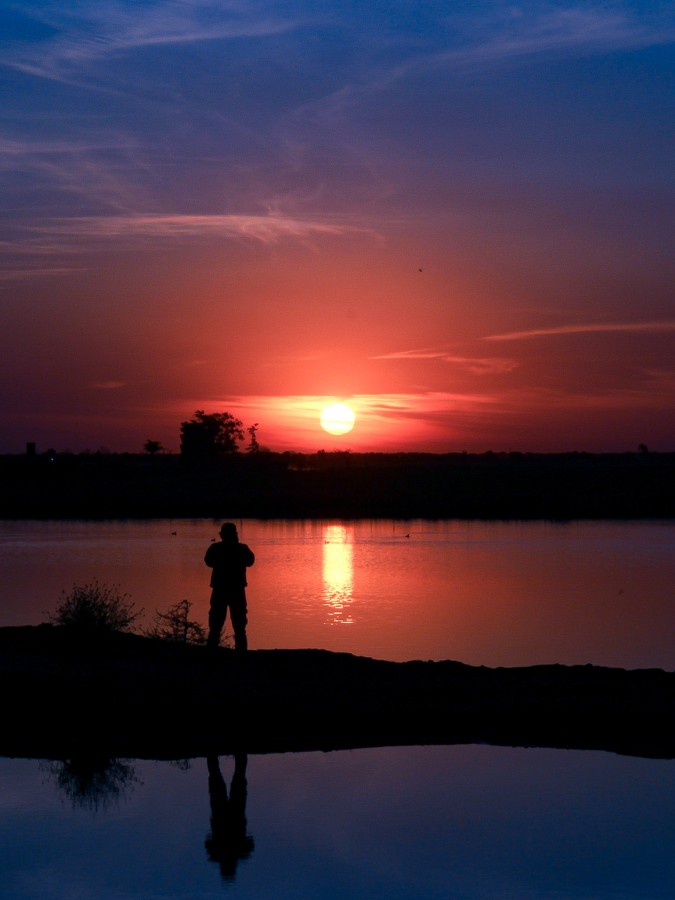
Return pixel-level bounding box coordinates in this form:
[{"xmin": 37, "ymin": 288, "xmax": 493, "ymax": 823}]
[
  {"xmin": 205, "ymin": 522, "xmax": 255, "ymax": 652},
  {"xmin": 205, "ymin": 754, "xmax": 254, "ymax": 881}
]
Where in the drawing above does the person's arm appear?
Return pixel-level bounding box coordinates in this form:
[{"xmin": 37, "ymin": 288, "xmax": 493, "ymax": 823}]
[
  {"xmin": 242, "ymin": 545, "xmax": 255, "ymax": 567},
  {"xmin": 205, "ymin": 544, "xmax": 217, "ymax": 567}
]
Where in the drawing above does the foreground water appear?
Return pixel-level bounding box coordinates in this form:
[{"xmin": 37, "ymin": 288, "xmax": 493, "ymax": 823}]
[
  {"xmin": 1, "ymin": 518, "xmax": 673, "ymax": 668},
  {"xmin": 2, "ymin": 520, "xmax": 674, "ymax": 898},
  {"xmin": 1, "ymin": 746, "xmax": 674, "ymax": 900}
]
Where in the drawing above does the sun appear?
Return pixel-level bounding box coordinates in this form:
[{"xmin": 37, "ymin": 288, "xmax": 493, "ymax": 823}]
[{"xmin": 320, "ymin": 402, "xmax": 356, "ymax": 435}]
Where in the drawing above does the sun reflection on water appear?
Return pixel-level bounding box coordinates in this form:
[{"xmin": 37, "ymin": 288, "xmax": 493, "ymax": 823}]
[{"xmin": 322, "ymin": 524, "xmax": 354, "ymax": 624}]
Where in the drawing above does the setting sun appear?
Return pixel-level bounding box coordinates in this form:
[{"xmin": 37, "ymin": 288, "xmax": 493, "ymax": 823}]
[{"xmin": 320, "ymin": 403, "xmax": 356, "ymax": 436}]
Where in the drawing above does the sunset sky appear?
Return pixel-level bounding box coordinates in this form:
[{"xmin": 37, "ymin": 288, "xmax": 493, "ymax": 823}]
[{"xmin": 1, "ymin": 1, "xmax": 673, "ymax": 454}]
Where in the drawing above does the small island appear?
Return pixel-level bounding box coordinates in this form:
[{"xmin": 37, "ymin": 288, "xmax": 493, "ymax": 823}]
[{"xmin": 1, "ymin": 625, "xmax": 673, "ymax": 762}]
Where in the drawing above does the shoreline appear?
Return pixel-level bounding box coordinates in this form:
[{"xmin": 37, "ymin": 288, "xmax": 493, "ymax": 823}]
[
  {"xmin": 1, "ymin": 626, "xmax": 673, "ymax": 761},
  {"xmin": 2, "ymin": 451, "xmax": 674, "ymax": 520}
]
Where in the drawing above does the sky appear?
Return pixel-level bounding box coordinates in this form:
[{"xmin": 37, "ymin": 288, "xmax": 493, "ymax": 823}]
[{"xmin": 1, "ymin": 0, "xmax": 673, "ymax": 454}]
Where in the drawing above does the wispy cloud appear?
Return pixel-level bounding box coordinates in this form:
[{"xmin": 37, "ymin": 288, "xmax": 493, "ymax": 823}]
[
  {"xmin": 357, "ymin": 391, "xmax": 499, "ymax": 417},
  {"xmin": 1, "ymin": 1, "xmax": 309, "ymax": 86},
  {"xmin": 435, "ymin": 4, "xmax": 675, "ymax": 70},
  {"xmin": 29, "ymin": 212, "xmax": 376, "ymax": 245},
  {"xmin": 484, "ymin": 321, "xmax": 675, "ymax": 342},
  {"xmin": 371, "ymin": 349, "xmax": 444, "ymax": 361},
  {"xmin": 371, "ymin": 348, "xmax": 518, "ymax": 374},
  {"xmin": 220, "ymin": 390, "xmax": 500, "ymax": 414},
  {"xmin": 299, "ymin": 3, "xmax": 675, "ymax": 123},
  {"xmin": 0, "ymin": 136, "xmax": 160, "ymax": 220}
]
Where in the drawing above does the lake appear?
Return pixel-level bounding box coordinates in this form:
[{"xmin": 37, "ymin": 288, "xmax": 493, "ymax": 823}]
[
  {"xmin": 0, "ymin": 518, "xmax": 673, "ymax": 669},
  {"xmin": 2, "ymin": 518, "xmax": 674, "ymax": 898},
  {"xmin": 1, "ymin": 746, "xmax": 674, "ymax": 899}
]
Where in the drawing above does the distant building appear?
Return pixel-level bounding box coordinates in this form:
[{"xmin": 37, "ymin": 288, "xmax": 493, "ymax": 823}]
[{"xmin": 26, "ymin": 442, "xmax": 36, "ymax": 458}]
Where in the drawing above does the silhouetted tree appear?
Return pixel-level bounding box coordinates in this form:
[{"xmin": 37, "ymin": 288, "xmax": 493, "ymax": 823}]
[
  {"xmin": 144, "ymin": 439, "xmax": 164, "ymax": 455},
  {"xmin": 246, "ymin": 423, "xmax": 260, "ymax": 454},
  {"xmin": 180, "ymin": 410, "xmax": 245, "ymax": 459}
]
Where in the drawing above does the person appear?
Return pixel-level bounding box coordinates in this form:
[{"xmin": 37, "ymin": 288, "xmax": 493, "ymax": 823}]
[{"xmin": 205, "ymin": 522, "xmax": 255, "ymax": 652}]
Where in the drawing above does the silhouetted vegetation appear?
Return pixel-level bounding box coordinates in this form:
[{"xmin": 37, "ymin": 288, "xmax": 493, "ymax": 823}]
[
  {"xmin": 2, "ymin": 448, "xmax": 673, "ymax": 519},
  {"xmin": 246, "ymin": 423, "xmax": 260, "ymax": 454},
  {"xmin": 180, "ymin": 410, "xmax": 245, "ymax": 459},
  {"xmin": 49, "ymin": 581, "xmax": 141, "ymax": 632},
  {"xmin": 143, "ymin": 439, "xmax": 164, "ymax": 455},
  {"xmin": 146, "ymin": 599, "xmax": 206, "ymax": 645}
]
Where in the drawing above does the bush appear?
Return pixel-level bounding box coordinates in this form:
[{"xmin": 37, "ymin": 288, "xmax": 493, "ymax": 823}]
[
  {"xmin": 50, "ymin": 580, "xmax": 141, "ymax": 632},
  {"xmin": 146, "ymin": 598, "xmax": 206, "ymax": 644}
]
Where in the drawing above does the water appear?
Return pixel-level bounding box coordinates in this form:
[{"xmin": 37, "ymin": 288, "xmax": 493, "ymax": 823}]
[
  {"xmin": 1, "ymin": 519, "xmax": 674, "ymax": 897},
  {"xmin": 0, "ymin": 518, "xmax": 673, "ymax": 668},
  {"xmin": 1, "ymin": 747, "xmax": 674, "ymax": 899}
]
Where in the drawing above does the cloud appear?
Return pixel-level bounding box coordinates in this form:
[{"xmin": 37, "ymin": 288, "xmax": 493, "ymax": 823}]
[
  {"xmin": 1, "ymin": 1, "xmax": 309, "ymax": 86},
  {"xmin": 0, "ymin": 136, "xmax": 162, "ymax": 224},
  {"xmin": 355, "ymin": 393, "xmax": 499, "ymax": 424},
  {"xmin": 27, "ymin": 212, "xmax": 376, "ymax": 246},
  {"xmin": 371, "ymin": 349, "xmax": 445, "ymax": 361},
  {"xmin": 371, "ymin": 348, "xmax": 518, "ymax": 374},
  {"xmin": 187, "ymin": 390, "xmax": 500, "ymax": 420},
  {"xmin": 484, "ymin": 321, "xmax": 675, "ymax": 342},
  {"xmin": 296, "ymin": 3, "xmax": 675, "ymax": 122},
  {"xmin": 439, "ymin": 4, "xmax": 675, "ymax": 69},
  {"xmin": 442, "ymin": 355, "xmax": 519, "ymax": 375},
  {"xmin": 91, "ymin": 381, "xmax": 126, "ymax": 390}
]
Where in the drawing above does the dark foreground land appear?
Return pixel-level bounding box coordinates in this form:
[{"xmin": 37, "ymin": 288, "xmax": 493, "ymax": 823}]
[
  {"xmin": 2, "ymin": 450, "xmax": 674, "ymax": 518},
  {"xmin": 1, "ymin": 626, "xmax": 673, "ymax": 761}
]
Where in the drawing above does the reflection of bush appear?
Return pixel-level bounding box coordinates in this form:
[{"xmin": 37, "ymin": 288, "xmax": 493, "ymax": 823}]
[
  {"xmin": 41, "ymin": 757, "xmax": 140, "ymax": 812},
  {"xmin": 49, "ymin": 580, "xmax": 141, "ymax": 632}
]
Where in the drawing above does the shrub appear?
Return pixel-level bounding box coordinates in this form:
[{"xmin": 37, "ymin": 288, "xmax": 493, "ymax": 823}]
[
  {"xmin": 146, "ymin": 598, "xmax": 206, "ymax": 644},
  {"xmin": 50, "ymin": 580, "xmax": 141, "ymax": 632}
]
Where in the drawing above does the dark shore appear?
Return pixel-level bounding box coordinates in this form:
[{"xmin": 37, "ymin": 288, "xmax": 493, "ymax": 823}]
[
  {"xmin": 2, "ymin": 450, "xmax": 674, "ymax": 519},
  {"xmin": 1, "ymin": 625, "xmax": 673, "ymax": 761}
]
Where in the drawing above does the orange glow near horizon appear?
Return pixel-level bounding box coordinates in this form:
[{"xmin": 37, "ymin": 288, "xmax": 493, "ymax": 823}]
[
  {"xmin": 189, "ymin": 394, "xmax": 450, "ymax": 453},
  {"xmin": 188, "ymin": 392, "xmax": 496, "ymax": 453}
]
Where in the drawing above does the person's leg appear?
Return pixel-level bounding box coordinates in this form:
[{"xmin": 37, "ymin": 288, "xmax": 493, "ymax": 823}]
[
  {"xmin": 207, "ymin": 592, "xmax": 227, "ymax": 650},
  {"xmin": 229, "ymin": 590, "xmax": 248, "ymax": 652}
]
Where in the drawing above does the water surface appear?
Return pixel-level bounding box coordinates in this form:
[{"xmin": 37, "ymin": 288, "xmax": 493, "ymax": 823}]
[
  {"xmin": 1, "ymin": 746, "xmax": 674, "ymax": 900},
  {"xmin": 2, "ymin": 521, "xmax": 674, "ymax": 898},
  {"xmin": 1, "ymin": 518, "xmax": 673, "ymax": 668}
]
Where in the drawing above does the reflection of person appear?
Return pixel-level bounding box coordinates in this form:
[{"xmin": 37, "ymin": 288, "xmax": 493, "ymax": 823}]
[
  {"xmin": 205, "ymin": 754, "xmax": 254, "ymax": 881},
  {"xmin": 205, "ymin": 522, "xmax": 255, "ymax": 652}
]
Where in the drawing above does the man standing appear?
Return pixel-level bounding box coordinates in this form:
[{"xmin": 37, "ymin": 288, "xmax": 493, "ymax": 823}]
[{"xmin": 205, "ymin": 522, "xmax": 255, "ymax": 652}]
